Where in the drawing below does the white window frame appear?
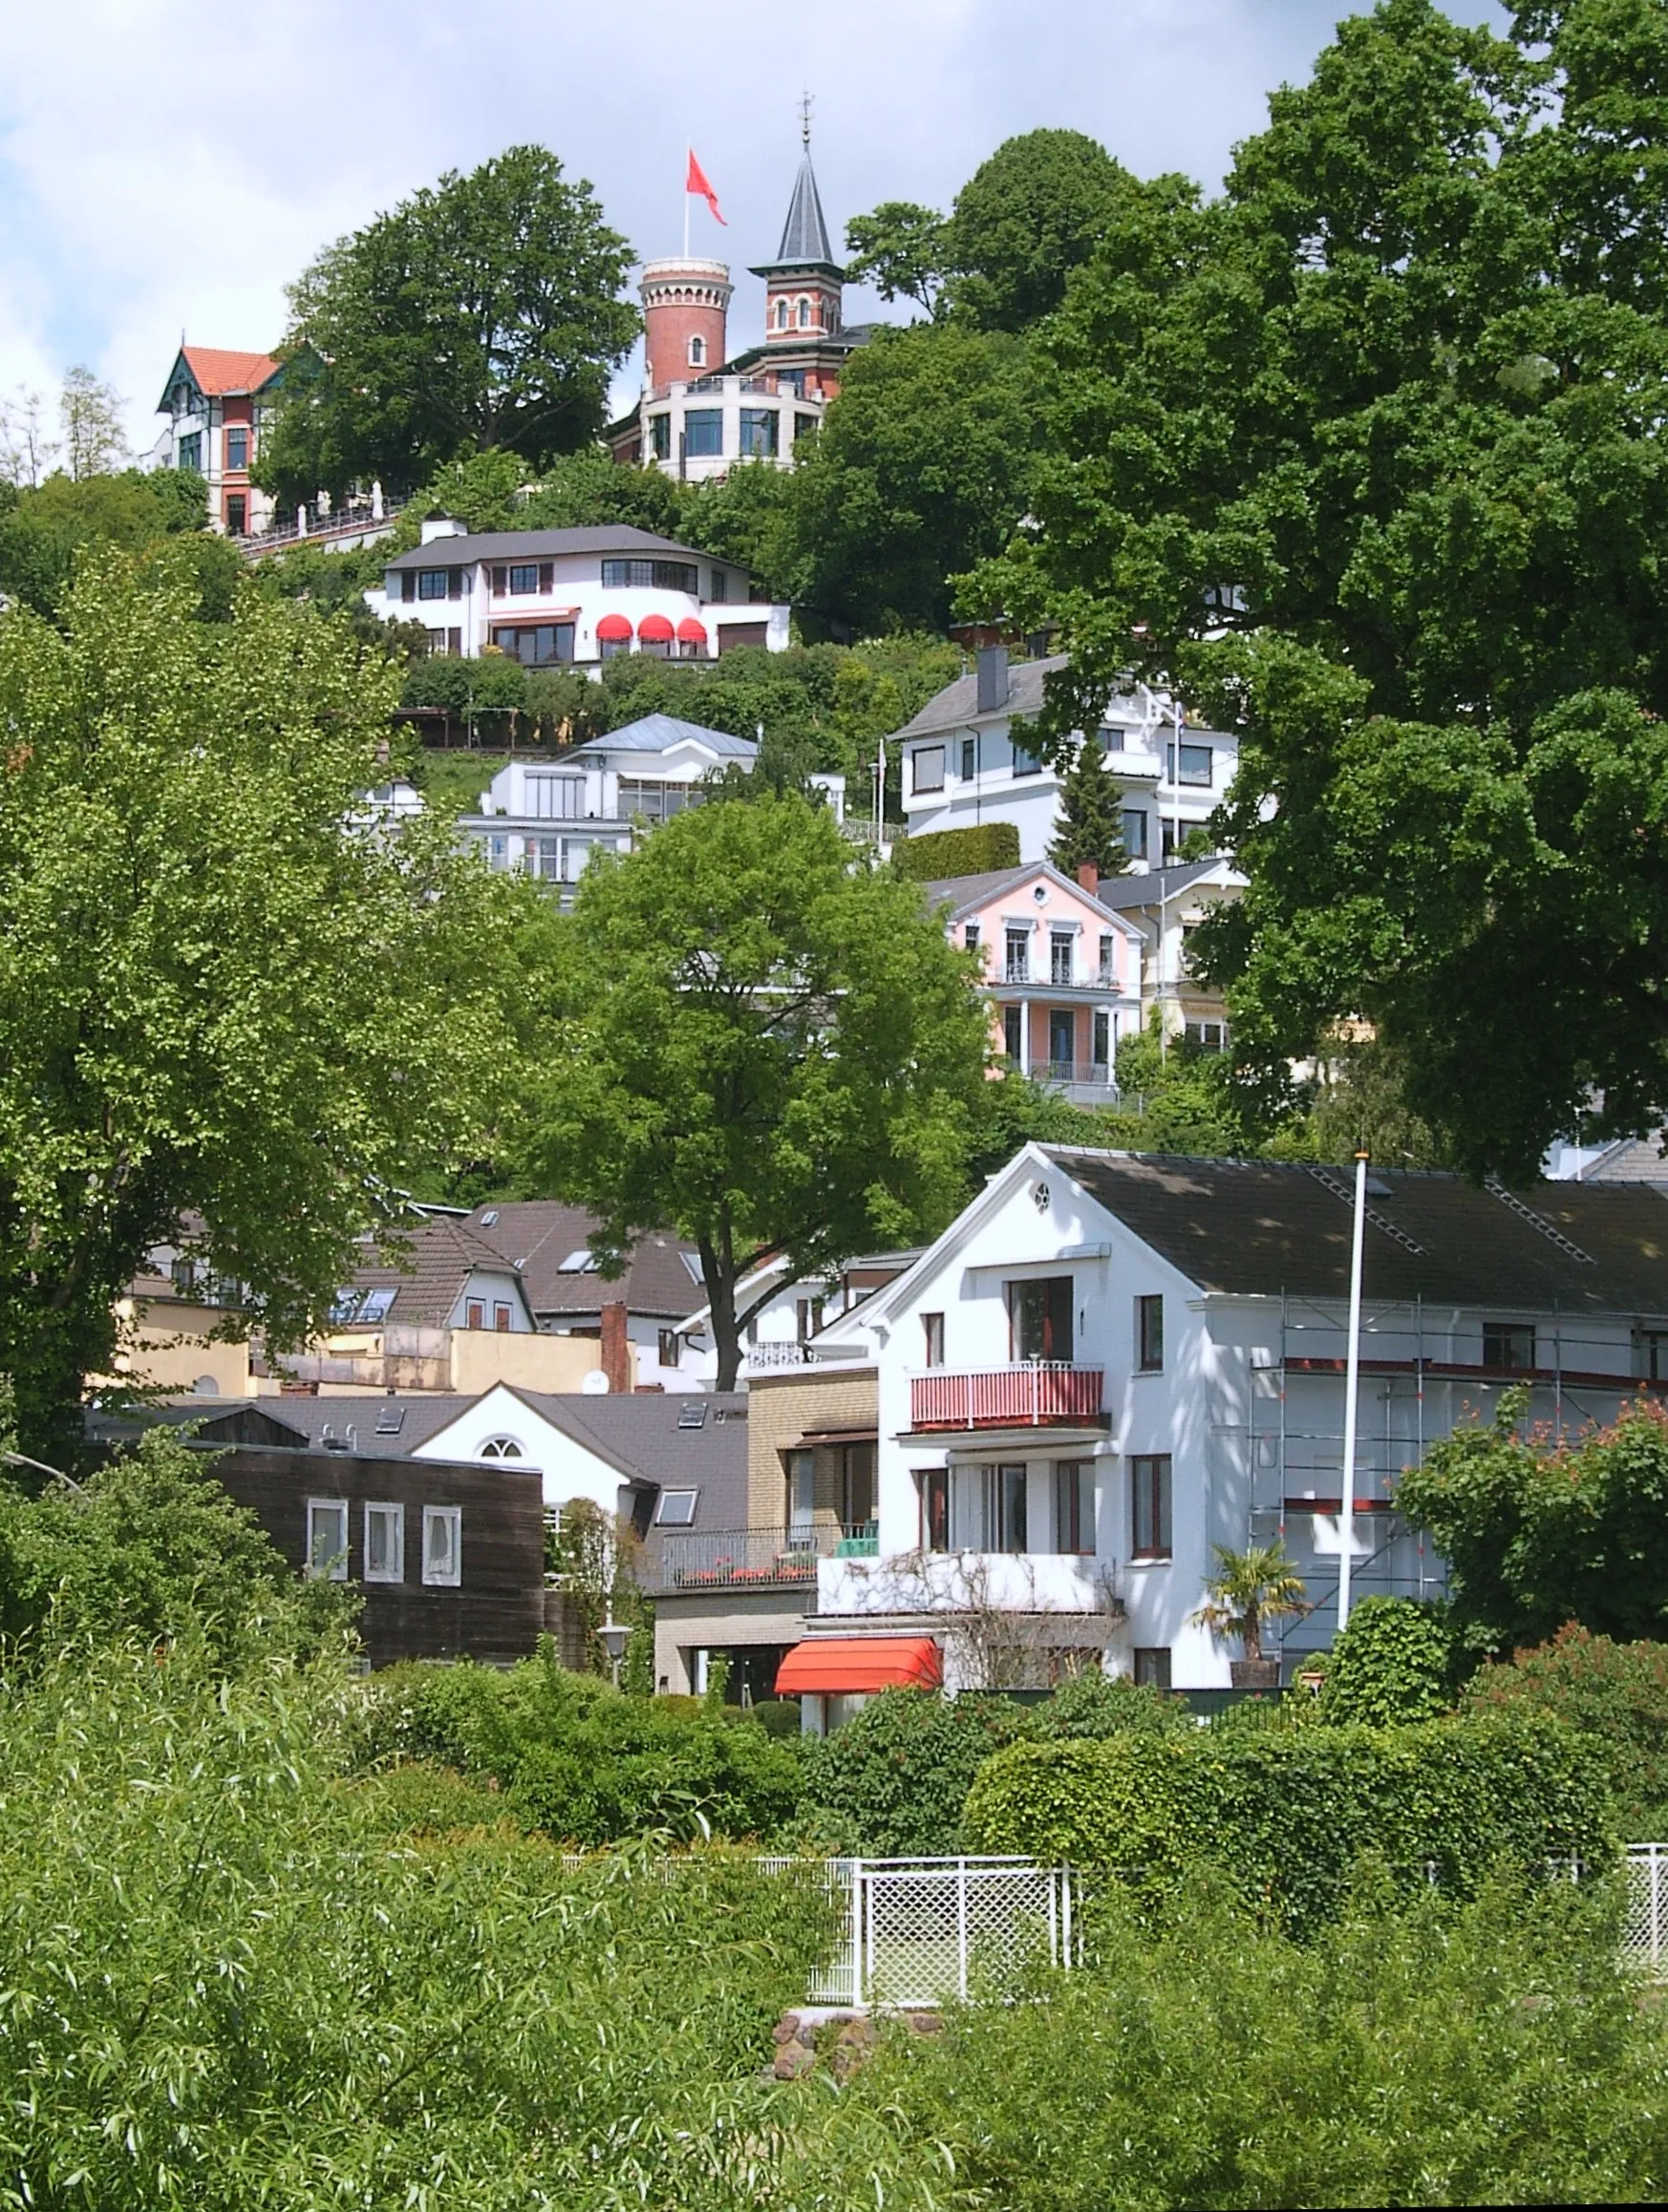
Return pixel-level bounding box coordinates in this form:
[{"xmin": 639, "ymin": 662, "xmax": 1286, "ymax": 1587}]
[
  {"xmin": 910, "ymin": 744, "xmax": 946, "ymax": 796},
  {"xmin": 656, "ymin": 1488, "xmax": 699, "ymax": 1527},
  {"xmin": 363, "ymin": 1501, "xmax": 404, "ymax": 1584},
  {"xmin": 422, "ymin": 1504, "xmax": 462, "ymax": 1587},
  {"xmin": 306, "ymin": 1498, "xmax": 350, "ymax": 1582}
]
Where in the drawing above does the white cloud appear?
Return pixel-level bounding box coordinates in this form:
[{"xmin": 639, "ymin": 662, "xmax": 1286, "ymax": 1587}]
[{"xmin": 0, "ymin": 0, "xmax": 1491, "ymax": 454}]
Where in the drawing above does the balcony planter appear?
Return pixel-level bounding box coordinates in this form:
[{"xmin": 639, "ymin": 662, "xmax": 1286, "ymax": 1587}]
[{"xmin": 1230, "ymin": 1657, "xmax": 1280, "ymax": 1691}]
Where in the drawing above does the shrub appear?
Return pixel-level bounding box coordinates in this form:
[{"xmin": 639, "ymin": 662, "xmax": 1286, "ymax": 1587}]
[
  {"xmin": 1317, "ymin": 1596, "xmax": 1458, "ymax": 1725},
  {"xmin": 800, "ymin": 1686, "xmax": 1032, "ymax": 1855},
  {"xmin": 1465, "ymin": 1624, "xmax": 1668, "ymax": 1841},
  {"xmin": 963, "ymin": 1712, "xmax": 1613, "ymax": 1932},
  {"xmin": 1029, "ymin": 1668, "xmax": 1194, "ymax": 1739},
  {"xmin": 893, "ymin": 819, "xmax": 1021, "ymax": 881}
]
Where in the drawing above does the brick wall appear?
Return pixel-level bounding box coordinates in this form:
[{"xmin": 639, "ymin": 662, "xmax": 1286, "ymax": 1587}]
[{"xmin": 745, "ymin": 1366, "xmax": 877, "ymax": 1526}]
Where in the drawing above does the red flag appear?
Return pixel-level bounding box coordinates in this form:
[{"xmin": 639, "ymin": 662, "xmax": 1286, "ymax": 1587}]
[{"xmin": 686, "ymin": 149, "xmax": 726, "ymax": 226}]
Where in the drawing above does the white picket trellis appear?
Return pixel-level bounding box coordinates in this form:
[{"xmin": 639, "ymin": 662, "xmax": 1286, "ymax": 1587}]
[
  {"xmin": 789, "ymin": 1856, "xmax": 1081, "ymax": 2008},
  {"xmin": 1622, "ymin": 1844, "xmax": 1668, "ymax": 1971}
]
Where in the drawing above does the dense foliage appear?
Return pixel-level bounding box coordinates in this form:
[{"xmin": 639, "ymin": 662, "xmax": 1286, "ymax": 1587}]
[
  {"xmin": 518, "ymin": 791, "xmax": 990, "ymax": 1386},
  {"xmin": 983, "ymin": 0, "xmax": 1668, "ymax": 1176},
  {"xmin": 1465, "ymin": 1624, "xmax": 1668, "ymax": 1843},
  {"xmin": 357, "ymin": 1649, "xmax": 802, "ymax": 1846},
  {"xmin": 1396, "ymin": 1396, "xmax": 1668, "ymax": 1656},
  {"xmin": 963, "ymin": 1711, "xmax": 1612, "ymax": 1932},
  {"xmin": 1047, "ymin": 735, "xmax": 1129, "ymax": 880},
  {"xmin": 1315, "ymin": 1595, "xmax": 1458, "ymax": 1725},
  {"xmin": 260, "ymin": 147, "xmax": 636, "ymax": 501},
  {"xmin": 893, "ymin": 819, "xmax": 1021, "ymax": 882},
  {"xmin": 0, "ymin": 465, "xmax": 227, "ymax": 617},
  {"xmin": 0, "ymin": 550, "xmax": 511, "ymax": 1456}
]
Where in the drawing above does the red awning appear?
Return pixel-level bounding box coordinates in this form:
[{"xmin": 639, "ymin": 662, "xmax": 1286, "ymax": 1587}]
[
  {"xmin": 775, "ymin": 1636, "xmax": 943, "ymax": 1696},
  {"xmin": 637, "ymin": 613, "xmax": 674, "ymax": 643},
  {"xmin": 596, "ymin": 613, "xmax": 633, "ymax": 641},
  {"xmin": 676, "ymin": 616, "xmax": 708, "ymax": 644}
]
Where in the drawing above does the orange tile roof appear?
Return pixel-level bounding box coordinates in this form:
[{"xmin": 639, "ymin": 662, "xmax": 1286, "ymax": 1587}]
[{"xmin": 181, "ymin": 345, "xmax": 281, "ymax": 395}]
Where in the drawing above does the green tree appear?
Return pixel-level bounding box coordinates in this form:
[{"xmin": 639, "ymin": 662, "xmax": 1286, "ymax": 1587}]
[
  {"xmin": 844, "ymin": 201, "xmax": 949, "ymax": 314},
  {"xmin": 782, "ymin": 323, "xmax": 1038, "ymax": 632},
  {"xmin": 1189, "ymin": 1541, "xmax": 1309, "ymax": 1667},
  {"xmin": 0, "ymin": 467, "xmax": 214, "ymax": 616},
  {"xmin": 259, "ymin": 146, "xmax": 636, "ymax": 500},
  {"xmin": 1396, "ymin": 1395, "xmax": 1668, "ymax": 1658},
  {"xmin": 1048, "ymin": 735, "xmax": 1129, "ymax": 879},
  {"xmin": 57, "ymin": 366, "xmax": 127, "ymax": 479},
  {"xmin": 519, "ymin": 792, "xmax": 990, "ymax": 1387},
  {"xmin": 978, "ymin": 0, "xmax": 1668, "ymax": 1178},
  {"xmin": 1316, "ymin": 1596, "xmax": 1457, "ymax": 1725},
  {"xmin": 1465, "ymin": 1623, "xmax": 1668, "ymax": 1841},
  {"xmin": 944, "ymin": 128, "xmax": 1157, "ymax": 332},
  {"xmin": 1265, "ymin": 1036, "xmax": 1456, "ymax": 1168},
  {"xmin": 0, "ymin": 549, "xmax": 510, "ymax": 1458}
]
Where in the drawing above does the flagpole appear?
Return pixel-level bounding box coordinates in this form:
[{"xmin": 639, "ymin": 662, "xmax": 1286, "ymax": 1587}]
[
  {"xmin": 683, "ymin": 149, "xmax": 690, "ymax": 257},
  {"xmin": 1337, "ymin": 1147, "xmax": 1370, "ymax": 1632}
]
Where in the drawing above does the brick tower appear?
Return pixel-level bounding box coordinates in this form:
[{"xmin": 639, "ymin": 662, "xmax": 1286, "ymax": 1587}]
[{"xmin": 640, "ymin": 258, "xmax": 733, "ymax": 392}]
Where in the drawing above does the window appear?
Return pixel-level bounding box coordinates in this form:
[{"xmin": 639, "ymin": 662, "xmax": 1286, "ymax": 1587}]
[
  {"xmin": 306, "ymin": 1499, "xmax": 349, "ymax": 1581},
  {"xmin": 445, "ymin": 627, "xmax": 462, "ymax": 656},
  {"xmin": 1100, "ymin": 724, "xmax": 1123, "ymax": 754},
  {"xmin": 794, "ymin": 410, "xmax": 818, "ymax": 443},
  {"xmin": 1093, "ymin": 1009, "xmax": 1111, "ymax": 1069},
  {"xmin": 963, "ymin": 921, "xmax": 980, "ymax": 952},
  {"xmin": 479, "ymin": 1436, "xmax": 523, "ymax": 1458},
  {"xmin": 961, "ymin": 736, "xmax": 977, "ymax": 780},
  {"xmin": 995, "ymin": 1463, "xmax": 1028, "ymax": 1552},
  {"xmin": 658, "ymin": 1328, "xmax": 680, "ymax": 1369},
  {"xmin": 225, "ymin": 495, "xmax": 246, "ymax": 536},
  {"xmin": 492, "ymin": 624, "xmax": 575, "ymax": 666},
  {"xmin": 465, "ymin": 1300, "xmax": 485, "ymax": 1329},
  {"xmin": 1122, "ymin": 808, "xmax": 1148, "ymax": 861},
  {"xmin": 422, "ymin": 1504, "xmax": 461, "ymax": 1586},
  {"xmin": 776, "ymin": 299, "xmax": 789, "ymax": 330},
  {"xmin": 1012, "ymin": 735, "xmax": 1043, "ymax": 776},
  {"xmin": 618, "ymin": 777, "xmax": 698, "ymax": 821},
  {"xmin": 1004, "ymin": 926, "xmax": 1030, "ymax": 983},
  {"xmin": 786, "ymin": 1449, "xmax": 815, "ymax": 1539},
  {"xmin": 922, "ymin": 1311, "xmax": 945, "ymax": 1368},
  {"xmin": 1003, "ymin": 1004, "xmax": 1023, "ymax": 1062},
  {"xmin": 601, "ymin": 557, "xmax": 702, "ymax": 592},
  {"xmin": 225, "ymin": 426, "xmax": 248, "ymax": 471},
  {"xmin": 1639, "ymin": 1330, "xmax": 1668, "ymax": 1381},
  {"xmin": 177, "ymin": 431, "xmax": 202, "ymax": 472},
  {"xmin": 1050, "ymin": 928, "xmax": 1075, "ymax": 985},
  {"xmin": 1133, "ymin": 1646, "xmax": 1172, "ymax": 1689},
  {"xmin": 798, "ymin": 296, "xmax": 811, "ymax": 329},
  {"xmin": 1131, "ymin": 1455, "xmax": 1172, "ymax": 1560},
  {"xmin": 1009, "ymin": 1276, "xmax": 1074, "ymax": 1364},
  {"xmin": 796, "ymin": 1295, "xmax": 825, "ymax": 1343},
  {"xmin": 911, "ymin": 745, "xmax": 946, "ymax": 796},
  {"xmin": 919, "ymin": 1466, "xmax": 950, "ymax": 1552},
  {"xmin": 1048, "ymin": 1009, "xmax": 1075, "ymax": 1072},
  {"xmin": 1484, "ymin": 1323, "xmax": 1537, "ymax": 1372},
  {"xmin": 1137, "ymin": 1294, "xmax": 1164, "ymax": 1372},
  {"xmin": 682, "ymin": 410, "xmax": 723, "ymax": 458},
  {"xmin": 507, "ymin": 563, "xmax": 539, "ymax": 594},
  {"xmin": 656, "ymin": 1488, "xmax": 698, "ymax": 1527},
  {"xmin": 418, "ymin": 569, "xmax": 450, "ymax": 601},
  {"xmin": 1184, "ymin": 1019, "xmax": 1226, "ymax": 1053},
  {"xmin": 1167, "ymin": 742, "xmax": 1213, "ymax": 786},
  {"xmin": 738, "ymin": 408, "xmax": 779, "ymax": 458},
  {"xmin": 708, "ymin": 568, "xmax": 728, "ymax": 603},
  {"xmin": 364, "ymin": 1502, "xmax": 404, "ymax": 1584},
  {"xmin": 1055, "ymin": 1461, "xmax": 1095, "ymax": 1555},
  {"xmin": 649, "ymin": 413, "xmax": 671, "ymax": 459},
  {"xmin": 493, "ymin": 1302, "xmax": 512, "ymax": 1332},
  {"xmin": 841, "ymin": 1443, "xmax": 875, "ymax": 1535},
  {"xmin": 688, "ymin": 334, "xmax": 705, "ymax": 367},
  {"xmin": 1098, "ymin": 933, "xmax": 1116, "ymax": 983}
]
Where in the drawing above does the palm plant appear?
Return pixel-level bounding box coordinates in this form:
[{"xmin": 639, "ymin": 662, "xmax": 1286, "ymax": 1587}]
[{"xmin": 1191, "ymin": 1542, "xmax": 1309, "ymax": 1665}]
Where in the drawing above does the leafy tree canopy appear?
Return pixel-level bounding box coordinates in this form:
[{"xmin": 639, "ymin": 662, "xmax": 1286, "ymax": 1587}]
[
  {"xmin": 259, "ymin": 146, "xmax": 637, "ymax": 502},
  {"xmin": 0, "ymin": 466, "xmax": 215, "ymax": 616},
  {"xmin": 945, "ymin": 128, "xmax": 1164, "ymax": 332},
  {"xmin": 0, "ymin": 549, "xmax": 512, "ymax": 1457},
  {"xmin": 845, "ymin": 201, "xmax": 950, "ymax": 315},
  {"xmin": 1465, "ymin": 1623, "xmax": 1668, "ymax": 1841},
  {"xmin": 1048, "ymin": 734, "xmax": 1130, "ymax": 879},
  {"xmin": 977, "ymin": 0, "xmax": 1668, "ymax": 1178},
  {"xmin": 517, "ymin": 791, "xmax": 991, "ymax": 1386}
]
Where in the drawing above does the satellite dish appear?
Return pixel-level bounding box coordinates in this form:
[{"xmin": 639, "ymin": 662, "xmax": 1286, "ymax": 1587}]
[{"xmin": 580, "ymin": 1369, "xmax": 610, "ymax": 1395}]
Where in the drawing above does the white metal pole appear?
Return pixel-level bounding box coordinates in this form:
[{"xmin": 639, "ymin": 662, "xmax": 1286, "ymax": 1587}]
[
  {"xmin": 1337, "ymin": 1148, "xmax": 1369, "ymax": 1632},
  {"xmin": 683, "ymin": 153, "xmax": 690, "ymax": 258}
]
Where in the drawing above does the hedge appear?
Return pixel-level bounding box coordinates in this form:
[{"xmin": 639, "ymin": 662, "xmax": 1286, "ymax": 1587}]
[
  {"xmin": 894, "ymin": 820, "xmax": 1021, "ymax": 883},
  {"xmin": 962, "ymin": 1712, "xmax": 1614, "ymax": 1932}
]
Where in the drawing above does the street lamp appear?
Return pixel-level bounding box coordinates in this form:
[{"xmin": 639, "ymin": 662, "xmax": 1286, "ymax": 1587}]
[{"xmin": 596, "ymin": 1615, "xmax": 631, "ymax": 1690}]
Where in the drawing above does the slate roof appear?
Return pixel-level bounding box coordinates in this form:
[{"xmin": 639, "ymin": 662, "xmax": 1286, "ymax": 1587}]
[
  {"xmin": 895, "ymin": 654, "xmax": 1070, "ymax": 742},
  {"xmin": 1092, "ymin": 860, "xmax": 1239, "ymax": 909},
  {"xmin": 346, "ymin": 1216, "xmax": 524, "ymax": 1329},
  {"xmin": 567, "ymin": 714, "xmax": 758, "ymax": 759},
  {"xmin": 511, "ymin": 1390, "xmax": 748, "ymax": 1491},
  {"xmin": 462, "ymin": 1202, "xmax": 704, "ymax": 1320},
  {"xmin": 1568, "ymin": 1138, "xmax": 1668, "ymax": 1187},
  {"xmin": 382, "ymin": 524, "xmax": 734, "ymax": 573},
  {"xmin": 1044, "ymin": 1148, "xmax": 1668, "ymax": 1314},
  {"xmin": 919, "ymin": 862, "xmax": 1134, "ymax": 927},
  {"xmin": 83, "ymin": 1393, "xmax": 478, "ymax": 1457},
  {"xmin": 752, "ymin": 149, "xmax": 838, "ymax": 272}
]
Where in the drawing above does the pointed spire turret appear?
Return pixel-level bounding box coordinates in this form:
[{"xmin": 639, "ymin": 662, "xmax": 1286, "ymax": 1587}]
[{"xmin": 751, "ymin": 104, "xmax": 842, "ymax": 282}]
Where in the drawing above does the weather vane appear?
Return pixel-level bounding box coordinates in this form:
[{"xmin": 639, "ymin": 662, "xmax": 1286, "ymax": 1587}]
[{"xmin": 800, "ymin": 90, "xmax": 814, "ymax": 146}]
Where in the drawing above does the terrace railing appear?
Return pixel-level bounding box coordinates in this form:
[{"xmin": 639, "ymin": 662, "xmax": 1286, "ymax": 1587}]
[{"xmin": 910, "ymin": 1363, "xmax": 1105, "ymax": 1432}]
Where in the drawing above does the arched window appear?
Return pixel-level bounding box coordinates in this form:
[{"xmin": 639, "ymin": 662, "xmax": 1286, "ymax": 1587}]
[
  {"xmin": 797, "ymin": 297, "xmax": 811, "ymax": 330},
  {"xmin": 480, "ymin": 1436, "xmax": 524, "ymax": 1459},
  {"xmin": 775, "ymin": 299, "xmax": 788, "ymax": 330},
  {"xmin": 688, "ymin": 334, "xmax": 705, "ymax": 367}
]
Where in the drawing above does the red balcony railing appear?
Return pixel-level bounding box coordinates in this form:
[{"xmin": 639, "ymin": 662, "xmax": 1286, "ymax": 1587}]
[{"xmin": 910, "ymin": 1364, "xmax": 1105, "ymax": 1431}]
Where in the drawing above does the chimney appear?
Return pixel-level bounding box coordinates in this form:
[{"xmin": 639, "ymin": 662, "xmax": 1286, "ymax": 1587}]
[
  {"xmin": 975, "ymin": 645, "xmax": 1010, "ymax": 714},
  {"xmin": 600, "ymin": 1301, "xmax": 631, "ymax": 1396},
  {"xmin": 419, "ymin": 514, "xmax": 467, "ymax": 543},
  {"xmin": 1077, "ymin": 861, "xmax": 1100, "ymax": 896}
]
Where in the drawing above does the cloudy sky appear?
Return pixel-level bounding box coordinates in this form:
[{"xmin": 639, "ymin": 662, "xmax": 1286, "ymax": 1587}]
[{"xmin": 0, "ymin": 0, "xmax": 1499, "ymax": 456}]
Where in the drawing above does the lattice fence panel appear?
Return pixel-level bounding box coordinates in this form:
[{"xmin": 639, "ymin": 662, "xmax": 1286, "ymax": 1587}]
[
  {"xmin": 1622, "ymin": 1846, "xmax": 1668, "ymax": 1973},
  {"xmin": 863, "ymin": 1861, "xmax": 1072, "ymax": 2007}
]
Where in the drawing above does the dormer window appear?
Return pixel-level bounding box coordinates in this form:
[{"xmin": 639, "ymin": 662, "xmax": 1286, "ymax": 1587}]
[{"xmin": 688, "ymin": 334, "xmax": 705, "ymax": 367}]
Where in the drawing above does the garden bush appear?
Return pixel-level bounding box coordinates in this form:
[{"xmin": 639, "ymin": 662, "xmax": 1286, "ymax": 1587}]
[
  {"xmin": 963, "ymin": 1712, "xmax": 1613, "ymax": 1932},
  {"xmin": 798, "ymin": 1686, "xmax": 1033, "ymax": 1856},
  {"xmin": 892, "ymin": 819, "xmax": 1021, "ymax": 882},
  {"xmin": 1316, "ymin": 1595, "xmax": 1458, "ymax": 1725},
  {"xmin": 357, "ymin": 1644, "xmax": 802, "ymax": 1845},
  {"xmin": 1464, "ymin": 1623, "xmax": 1668, "ymax": 1841}
]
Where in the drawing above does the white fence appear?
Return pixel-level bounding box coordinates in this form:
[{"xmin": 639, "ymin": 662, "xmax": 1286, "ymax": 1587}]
[
  {"xmin": 1623, "ymin": 1845, "xmax": 1668, "ymax": 1971},
  {"xmin": 786, "ymin": 1857, "xmax": 1081, "ymax": 2008}
]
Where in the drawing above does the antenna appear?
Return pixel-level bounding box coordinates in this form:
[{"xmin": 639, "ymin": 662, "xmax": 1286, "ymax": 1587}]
[{"xmin": 800, "ymin": 90, "xmax": 814, "ymax": 145}]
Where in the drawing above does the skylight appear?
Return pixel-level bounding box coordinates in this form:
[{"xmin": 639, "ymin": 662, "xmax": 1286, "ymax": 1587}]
[
  {"xmin": 677, "ymin": 1400, "xmax": 709, "ymax": 1430},
  {"xmin": 558, "ymin": 1249, "xmax": 598, "ymax": 1273}
]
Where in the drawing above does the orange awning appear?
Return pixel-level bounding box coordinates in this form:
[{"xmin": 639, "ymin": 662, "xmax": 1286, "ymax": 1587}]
[{"xmin": 775, "ymin": 1636, "xmax": 942, "ymax": 1696}]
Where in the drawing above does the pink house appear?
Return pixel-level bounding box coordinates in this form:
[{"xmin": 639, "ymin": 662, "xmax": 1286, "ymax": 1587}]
[{"xmin": 925, "ymin": 862, "xmax": 1144, "ymax": 1103}]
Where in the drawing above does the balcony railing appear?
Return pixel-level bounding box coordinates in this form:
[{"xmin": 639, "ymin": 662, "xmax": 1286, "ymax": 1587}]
[
  {"xmin": 652, "ymin": 1521, "xmax": 877, "ymax": 1590},
  {"xmin": 910, "ymin": 1364, "xmax": 1106, "ymax": 1432}
]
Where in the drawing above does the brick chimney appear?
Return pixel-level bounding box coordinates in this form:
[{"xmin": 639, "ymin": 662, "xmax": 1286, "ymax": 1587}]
[
  {"xmin": 600, "ymin": 1301, "xmax": 631, "ymax": 1395},
  {"xmin": 1077, "ymin": 861, "xmax": 1100, "ymax": 896}
]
